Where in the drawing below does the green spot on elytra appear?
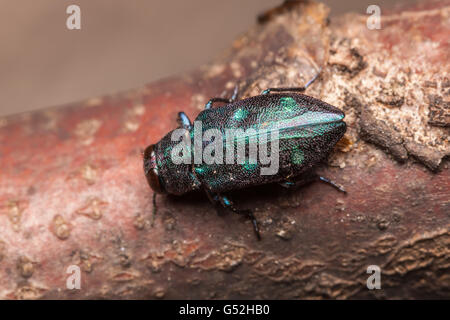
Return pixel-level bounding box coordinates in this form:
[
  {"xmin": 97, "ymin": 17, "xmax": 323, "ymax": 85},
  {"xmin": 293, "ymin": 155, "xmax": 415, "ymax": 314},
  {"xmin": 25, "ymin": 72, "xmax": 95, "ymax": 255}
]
[
  {"xmin": 164, "ymin": 147, "xmax": 171, "ymax": 158},
  {"xmin": 291, "ymin": 147, "xmax": 304, "ymax": 165},
  {"xmin": 194, "ymin": 166, "xmax": 206, "ymax": 174},
  {"xmin": 233, "ymin": 108, "xmax": 249, "ymax": 121},
  {"xmin": 280, "ymin": 97, "xmax": 297, "ymax": 111}
]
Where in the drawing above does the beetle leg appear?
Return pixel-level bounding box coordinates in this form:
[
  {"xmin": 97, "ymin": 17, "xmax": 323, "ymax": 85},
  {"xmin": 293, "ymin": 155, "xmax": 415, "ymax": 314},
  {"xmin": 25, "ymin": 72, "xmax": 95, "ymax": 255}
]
[
  {"xmin": 177, "ymin": 112, "xmax": 192, "ymax": 129},
  {"xmin": 230, "ymin": 84, "xmax": 239, "ymax": 102},
  {"xmin": 220, "ymin": 195, "xmax": 261, "ymax": 240},
  {"xmin": 279, "ymin": 177, "xmax": 313, "ymax": 189},
  {"xmin": 205, "ymin": 189, "xmax": 261, "ymax": 240},
  {"xmin": 280, "ymin": 172, "xmax": 346, "ymax": 194},
  {"xmin": 204, "ymin": 98, "xmax": 230, "ymax": 109},
  {"xmin": 204, "ymin": 84, "xmax": 239, "ymax": 109},
  {"xmin": 278, "ymin": 180, "xmax": 296, "ymax": 188},
  {"xmin": 261, "ymin": 68, "xmax": 322, "ymax": 94},
  {"xmin": 317, "ymin": 176, "xmax": 347, "ymax": 194},
  {"xmin": 279, "ymin": 172, "xmax": 314, "ymax": 189},
  {"xmin": 204, "ymin": 188, "xmax": 220, "ymax": 205},
  {"xmin": 151, "ymin": 192, "xmax": 157, "ymax": 226}
]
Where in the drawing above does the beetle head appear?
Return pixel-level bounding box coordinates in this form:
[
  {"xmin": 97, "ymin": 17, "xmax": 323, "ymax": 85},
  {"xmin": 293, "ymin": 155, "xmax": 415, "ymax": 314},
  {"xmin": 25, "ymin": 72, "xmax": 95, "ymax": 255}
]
[{"xmin": 143, "ymin": 144, "xmax": 165, "ymax": 194}]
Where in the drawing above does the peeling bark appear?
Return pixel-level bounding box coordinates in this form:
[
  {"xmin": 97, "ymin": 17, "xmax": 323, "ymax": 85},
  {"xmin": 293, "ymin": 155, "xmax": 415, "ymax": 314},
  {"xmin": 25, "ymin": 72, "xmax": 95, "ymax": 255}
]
[{"xmin": 0, "ymin": 0, "xmax": 449, "ymax": 299}]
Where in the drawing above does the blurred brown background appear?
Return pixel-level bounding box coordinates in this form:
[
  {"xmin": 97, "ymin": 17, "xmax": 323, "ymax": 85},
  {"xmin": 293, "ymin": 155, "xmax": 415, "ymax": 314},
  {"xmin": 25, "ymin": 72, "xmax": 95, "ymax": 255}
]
[{"xmin": 0, "ymin": 0, "xmax": 417, "ymax": 116}]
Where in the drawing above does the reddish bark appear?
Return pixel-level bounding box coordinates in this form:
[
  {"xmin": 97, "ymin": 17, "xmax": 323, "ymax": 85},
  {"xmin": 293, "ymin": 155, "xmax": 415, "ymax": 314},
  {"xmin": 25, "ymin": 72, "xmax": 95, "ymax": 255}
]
[{"xmin": 0, "ymin": 0, "xmax": 448, "ymax": 299}]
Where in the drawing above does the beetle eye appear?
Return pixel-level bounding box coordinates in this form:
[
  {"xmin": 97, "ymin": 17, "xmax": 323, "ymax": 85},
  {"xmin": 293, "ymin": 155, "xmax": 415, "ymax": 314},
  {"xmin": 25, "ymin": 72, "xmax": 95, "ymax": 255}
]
[{"xmin": 143, "ymin": 144, "xmax": 165, "ymax": 193}]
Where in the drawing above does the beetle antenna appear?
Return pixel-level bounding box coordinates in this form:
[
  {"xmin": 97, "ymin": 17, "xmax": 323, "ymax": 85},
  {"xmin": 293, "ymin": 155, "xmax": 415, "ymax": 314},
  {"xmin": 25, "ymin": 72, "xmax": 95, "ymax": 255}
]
[{"xmin": 151, "ymin": 192, "xmax": 157, "ymax": 226}]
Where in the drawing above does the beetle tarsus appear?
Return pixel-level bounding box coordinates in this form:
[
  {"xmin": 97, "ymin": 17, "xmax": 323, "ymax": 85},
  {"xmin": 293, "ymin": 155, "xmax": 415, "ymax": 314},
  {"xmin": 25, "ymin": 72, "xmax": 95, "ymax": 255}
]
[
  {"xmin": 318, "ymin": 176, "xmax": 347, "ymax": 194},
  {"xmin": 246, "ymin": 210, "xmax": 261, "ymax": 240},
  {"xmin": 235, "ymin": 209, "xmax": 261, "ymax": 240}
]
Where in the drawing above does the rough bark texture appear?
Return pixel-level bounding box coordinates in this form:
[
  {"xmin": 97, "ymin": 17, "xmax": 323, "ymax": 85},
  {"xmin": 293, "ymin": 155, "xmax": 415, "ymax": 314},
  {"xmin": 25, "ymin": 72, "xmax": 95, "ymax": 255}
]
[{"xmin": 0, "ymin": 0, "xmax": 449, "ymax": 299}]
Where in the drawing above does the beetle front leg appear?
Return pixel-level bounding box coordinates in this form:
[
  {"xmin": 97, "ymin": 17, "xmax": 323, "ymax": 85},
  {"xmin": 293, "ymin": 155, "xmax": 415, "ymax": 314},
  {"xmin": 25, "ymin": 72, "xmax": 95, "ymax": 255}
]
[
  {"xmin": 204, "ymin": 189, "xmax": 261, "ymax": 240},
  {"xmin": 177, "ymin": 112, "xmax": 192, "ymax": 130},
  {"xmin": 261, "ymin": 68, "xmax": 321, "ymax": 94},
  {"xmin": 204, "ymin": 85, "xmax": 239, "ymax": 109}
]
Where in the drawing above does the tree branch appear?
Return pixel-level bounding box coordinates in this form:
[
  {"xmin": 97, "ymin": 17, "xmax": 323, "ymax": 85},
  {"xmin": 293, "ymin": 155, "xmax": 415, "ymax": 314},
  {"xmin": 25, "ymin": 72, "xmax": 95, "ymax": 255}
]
[{"xmin": 0, "ymin": 0, "xmax": 448, "ymax": 299}]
